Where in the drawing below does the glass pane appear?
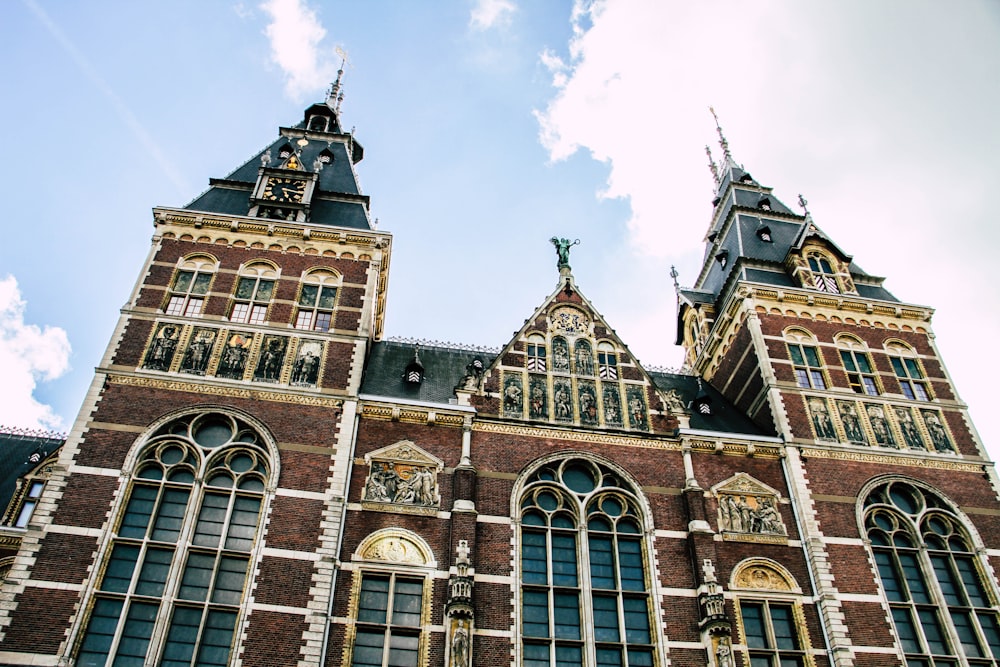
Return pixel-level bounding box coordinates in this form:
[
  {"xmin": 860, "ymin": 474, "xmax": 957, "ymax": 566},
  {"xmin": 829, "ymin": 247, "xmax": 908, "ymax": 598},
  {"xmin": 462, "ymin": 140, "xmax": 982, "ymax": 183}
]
[
  {"xmin": 593, "ymin": 595, "xmax": 620, "ymax": 642},
  {"xmin": 135, "ymin": 547, "xmax": 173, "ymax": 597},
  {"xmin": 898, "ymin": 553, "xmax": 930, "ymax": 604},
  {"xmin": 256, "ymin": 280, "xmax": 274, "ymax": 301},
  {"xmin": 803, "ymin": 347, "xmax": 820, "ymax": 366},
  {"xmin": 954, "ymin": 557, "xmax": 989, "ymax": 606},
  {"xmin": 553, "ymin": 592, "xmax": 581, "ymax": 640},
  {"xmin": 904, "ymin": 359, "xmax": 922, "ymax": 378},
  {"xmin": 976, "ymin": 612, "xmax": 1000, "ymax": 658},
  {"xmin": 193, "ymin": 493, "xmax": 228, "ymax": 548},
  {"xmin": 358, "ymin": 576, "xmax": 390, "ymax": 624},
  {"xmin": 318, "ymin": 286, "xmax": 337, "ymax": 309},
  {"xmin": 523, "ymin": 531, "xmax": 549, "ymax": 584},
  {"xmin": 563, "ymin": 464, "xmax": 596, "ymax": 494},
  {"xmin": 522, "ymin": 643, "xmax": 550, "ymax": 667},
  {"xmin": 151, "ymin": 488, "xmax": 190, "ymax": 542},
  {"xmin": 77, "ymin": 598, "xmax": 125, "ymax": 665},
  {"xmin": 161, "ymin": 607, "xmax": 200, "ymax": 667},
  {"xmin": 917, "ymin": 608, "xmax": 950, "ymax": 655},
  {"xmin": 196, "ymin": 610, "xmax": 237, "ymax": 667},
  {"xmin": 178, "ymin": 552, "xmax": 215, "ymax": 601},
  {"xmin": 235, "ymin": 277, "xmax": 255, "ymax": 300},
  {"xmin": 225, "ymin": 496, "xmax": 262, "ymax": 552},
  {"xmin": 840, "ymin": 351, "xmax": 857, "ymax": 372},
  {"xmin": 891, "ymin": 607, "xmax": 922, "ymax": 653},
  {"xmin": 788, "ymin": 346, "xmax": 804, "ymax": 366},
  {"xmin": 779, "ymin": 659, "xmax": 804, "ymax": 667},
  {"xmin": 299, "ymin": 284, "xmax": 318, "ymax": 307},
  {"xmin": 952, "ymin": 610, "xmax": 984, "ymax": 657},
  {"xmin": 874, "ymin": 551, "xmax": 904, "ymax": 601},
  {"xmin": 191, "ymin": 272, "xmax": 212, "ymax": 295},
  {"xmin": 750, "ymin": 656, "xmax": 773, "ymax": 667},
  {"xmin": 113, "ymin": 601, "xmax": 158, "ymax": 666},
  {"xmin": 623, "ymin": 597, "xmax": 651, "ymax": 643},
  {"xmin": 809, "ymin": 370, "xmax": 826, "ymax": 389},
  {"xmin": 120, "ymin": 486, "xmax": 158, "ymax": 538},
  {"xmin": 523, "ymin": 590, "xmax": 550, "ymax": 637},
  {"xmin": 391, "ymin": 579, "xmax": 423, "ymax": 627},
  {"xmin": 857, "ymin": 355, "xmax": 873, "ymax": 373},
  {"xmin": 14, "ymin": 500, "xmax": 37, "ymax": 527},
  {"xmin": 890, "ymin": 357, "xmax": 905, "ymax": 376},
  {"xmin": 351, "ymin": 629, "xmax": 386, "ymax": 667},
  {"xmin": 596, "ymin": 647, "xmax": 623, "ymax": 667},
  {"xmin": 555, "ymin": 645, "xmax": 583, "ymax": 667},
  {"xmin": 626, "ymin": 648, "xmax": 654, "ymax": 667},
  {"xmin": 387, "ymin": 631, "xmax": 419, "ymax": 666},
  {"xmin": 589, "ymin": 535, "xmax": 615, "ymax": 589},
  {"xmin": 102, "ymin": 544, "xmax": 141, "ymax": 593},
  {"xmin": 617, "ymin": 539, "xmax": 644, "ymax": 591},
  {"xmin": 930, "ymin": 555, "xmax": 963, "ymax": 605},
  {"xmin": 174, "ymin": 271, "xmax": 194, "ymax": 292},
  {"xmin": 295, "ymin": 310, "xmax": 314, "ymax": 329},
  {"xmin": 211, "ymin": 556, "xmax": 249, "ymax": 605},
  {"xmin": 315, "ymin": 311, "xmax": 332, "ymax": 332},
  {"xmin": 769, "ymin": 605, "xmax": 798, "ymax": 650},
  {"xmin": 551, "ymin": 533, "xmax": 578, "ymax": 587},
  {"xmin": 742, "ymin": 603, "xmax": 768, "ymax": 649}
]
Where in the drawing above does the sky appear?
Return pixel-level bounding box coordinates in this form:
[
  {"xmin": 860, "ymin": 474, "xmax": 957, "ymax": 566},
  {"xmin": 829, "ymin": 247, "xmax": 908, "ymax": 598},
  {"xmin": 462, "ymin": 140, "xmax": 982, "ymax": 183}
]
[{"xmin": 1, "ymin": 0, "xmax": 998, "ymax": 461}]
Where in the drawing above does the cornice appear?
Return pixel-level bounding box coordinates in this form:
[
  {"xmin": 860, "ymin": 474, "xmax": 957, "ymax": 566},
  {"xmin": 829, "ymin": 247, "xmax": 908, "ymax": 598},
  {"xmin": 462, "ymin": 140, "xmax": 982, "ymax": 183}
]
[
  {"xmin": 798, "ymin": 446, "xmax": 986, "ymax": 473},
  {"xmin": 106, "ymin": 373, "xmax": 343, "ymax": 408}
]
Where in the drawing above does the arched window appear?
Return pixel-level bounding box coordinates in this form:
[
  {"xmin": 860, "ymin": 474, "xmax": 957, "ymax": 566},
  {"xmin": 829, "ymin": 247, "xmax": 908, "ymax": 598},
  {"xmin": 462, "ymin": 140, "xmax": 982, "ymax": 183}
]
[
  {"xmin": 598, "ymin": 342, "xmax": 618, "ymax": 381},
  {"xmin": 806, "ymin": 252, "xmax": 840, "ymax": 293},
  {"xmin": 886, "ymin": 342, "xmax": 931, "ymax": 401},
  {"xmin": 731, "ymin": 559, "xmax": 813, "ymax": 667},
  {"xmin": 863, "ymin": 480, "xmax": 1000, "ymax": 665},
  {"xmin": 229, "ymin": 262, "xmax": 277, "ymax": 325},
  {"xmin": 295, "ymin": 270, "xmax": 340, "ymax": 332},
  {"xmin": 74, "ymin": 412, "xmax": 272, "ymax": 667},
  {"xmin": 837, "ymin": 336, "xmax": 879, "ymax": 396},
  {"xmin": 527, "ymin": 335, "xmax": 547, "ymax": 372},
  {"xmin": 517, "ymin": 457, "xmax": 656, "ymax": 666},
  {"xmin": 165, "ymin": 257, "xmax": 216, "ymax": 317},
  {"xmin": 785, "ymin": 330, "xmax": 826, "ymax": 390}
]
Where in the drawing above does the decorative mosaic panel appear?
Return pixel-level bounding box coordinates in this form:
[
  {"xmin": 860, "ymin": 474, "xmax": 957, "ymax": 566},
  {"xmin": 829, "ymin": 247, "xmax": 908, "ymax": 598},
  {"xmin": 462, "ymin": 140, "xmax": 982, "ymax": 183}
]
[
  {"xmin": 578, "ymin": 379, "xmax": 598, "ymax": 426},
  {"xmin": 602, "ymin": 383, "xmax": 623, "ymax": 428},
  {"xmin": 502, "ymin": 373, "xmax": 523, "ymax": 418},
  {"xmin": 806, "ymin": 396, "xmax": 836, "ymax": 440},
  {"xmin": 625, "ymin": 385, "xmax": 648, "ymax": 430},
  {"xmin": 253, "ymin": 335, "xmax": 289, "ymax": 383},
  {"xmin": 836, "ymin": 400, "xmax": 867, "ymax": 445},
  {"xmin": 528, "ymin": 375, "xmax": 548, "ymax": 420},
  {"xmin": 142, "ymin": 322, "xmax": 181, "ymax": 371},
  {"xmin": 550, "ymin": 306, "xmax": 589, "ymax": 334},
  {"xmin": 178, "ymin": 327, "xmax": 217, "ymax": 376},
  {"xmin": 553, "ymin": 378, "xmax": 573, "ymax": 422},
  {"xmin": 290, "ymin": 340, "xmax": 323, "ymax": 387},
  {"xmin": 573, "ymin": 339, "xmax": 594, "ymax": 376},
  {"xmin": 920, "ymin": 409, "xmax": 954, "ymax": 453},
  {"xmin": 894, "ymin": 406, "xmax": 925, "ymax": 450},
  {"xmin": 865, "ymin": 403, "xmax": 896, "ymax": 448},
  {"xmin": 551, "ymin": 336, "xmax": 570, "ymax": 372},
  {"xmin": 216, "ymin": 331, "xmax": 255, "ymax": 380}
]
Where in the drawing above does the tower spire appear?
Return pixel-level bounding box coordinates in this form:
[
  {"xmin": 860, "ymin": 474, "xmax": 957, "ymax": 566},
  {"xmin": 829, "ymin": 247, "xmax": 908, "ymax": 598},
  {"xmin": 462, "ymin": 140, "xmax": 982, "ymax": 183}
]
[
  {"xmin": 708, "ymin": 106, "xmax": 733, "ymax": 164},
  {"xmin": 705, "ymin": 145, "xmax": 720, "ymax": 188}
]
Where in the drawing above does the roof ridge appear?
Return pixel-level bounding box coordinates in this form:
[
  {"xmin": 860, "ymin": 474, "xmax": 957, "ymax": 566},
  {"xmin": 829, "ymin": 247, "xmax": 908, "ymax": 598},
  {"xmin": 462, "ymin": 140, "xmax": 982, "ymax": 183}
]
[
  {"xmin": 0, "ymin": 425, "xmax": 67, "ymax": 441},
  {"xmin": 385, "ymin": 336, "xmax": 501, "ymax": 354}
]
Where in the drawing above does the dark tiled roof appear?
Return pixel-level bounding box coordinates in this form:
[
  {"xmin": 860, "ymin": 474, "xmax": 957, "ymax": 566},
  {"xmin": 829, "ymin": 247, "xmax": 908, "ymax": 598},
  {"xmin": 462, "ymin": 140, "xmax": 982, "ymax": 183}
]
[
  {"xmin": 648, "ymin": 372, "xmax": 772, "ymax": 436},
  {"xmin": 855, "ymin": 283, "xmax": 899, "ymax": 302},
  {"xmin": 185, "ymin": 186, "xmax": 252, "ymax": 218},
  {"xmin": 362, "ymin": 341, "xmax": 495, "ymax": 405},
  {"xmin": 0, "ymin": 430, "xmax": 63, "ymax": 516},
  {"xmin": 744, "ymin": 267, "xmax": 796, "ymax": 288}
]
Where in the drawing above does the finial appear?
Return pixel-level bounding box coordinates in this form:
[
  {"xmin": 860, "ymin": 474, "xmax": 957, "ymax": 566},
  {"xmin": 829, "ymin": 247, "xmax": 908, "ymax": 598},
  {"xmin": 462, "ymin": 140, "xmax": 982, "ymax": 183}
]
[
  {"xmin": 329, "ymin": 46, "xmax": 350, "ymax": 111},
  {"xmin": 670, "ymin": 265, "xmax": 680, "ymax": 293},
  {"xmin": 708, "ymin": 106, "xmax": 732, "ymax": 163},
  {"xmin": 550, "ymin": 237, "xmax": 580, "ymax": 273},
  {"xmin": 705, "ymin": 145, "xmax": 720, "ymax": 187},
  {"xmin": 797, "ymin": 194, "xmax": 811, "ymax": 219}
]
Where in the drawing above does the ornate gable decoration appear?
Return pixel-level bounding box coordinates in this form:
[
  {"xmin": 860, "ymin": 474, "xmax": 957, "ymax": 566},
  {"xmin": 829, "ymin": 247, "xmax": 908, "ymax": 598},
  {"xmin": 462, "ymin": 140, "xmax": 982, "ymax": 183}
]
[
  {"xmin": 711, "ymin": 473, "xmax": 787, "ymax": 544},
  {"xmin": 731, "ymin": 558, "xmax": 800, "ymax": 593},
  {"xmin": 362, "ymin": 440, "xmax": 443, "ymax": 516},
  {"xmin": 356, "ymin": 528, "xmax": 434, "ymax": 567}
]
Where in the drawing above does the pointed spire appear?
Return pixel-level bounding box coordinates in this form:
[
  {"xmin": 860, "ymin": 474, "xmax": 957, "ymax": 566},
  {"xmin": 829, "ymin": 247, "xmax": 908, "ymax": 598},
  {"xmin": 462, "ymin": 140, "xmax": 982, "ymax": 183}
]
[
  {"xmin": 709, "ymin": 106, "xmax": 732, "ymax": 164},
  {"xmin": 797, "ymin": 193, "xmax": 812, "ymax": 221},
  {"xmin": 670, "ymin": 265, "xmax": 680, "ymax": 294},
  {"xmin": 705, "ymin": 145, "xmax": 720, "ymax": 187}
]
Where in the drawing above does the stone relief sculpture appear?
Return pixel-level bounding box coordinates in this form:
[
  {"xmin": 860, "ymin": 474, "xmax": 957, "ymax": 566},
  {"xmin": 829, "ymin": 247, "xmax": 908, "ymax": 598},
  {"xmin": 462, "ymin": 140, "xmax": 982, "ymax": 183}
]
[
  {"xmin": 143, "ymin": 322, "xmax": 180, "ymax": 371},
  {"xmin": 715, "ymin": 637, "xmax": 734, "ymax": 667},
  {"xmin": 503, "ymin": 374, "xmax": 523, "ymax": 417},
  {"xmin": 713, "ymin": 474, "xmax": 787, "ymax": 539},
  {"xmin": 528, "ymin": 375, "xmax": 548, "ymax": 420},
  {"xmin": 290, "ymin": 340, "xmax": 323, "ymax": 387},
  {"xmin": 573, "ymin": 339, "xmax": 594, "ymax": 375},
  {"xmin": 866, "ymin": 404, "xmax": 896, "ymax": 447},
  {"xmin": 179, "ymin": 327, "xmax": 216, "ymax": 375},
  {"xmin": 603, "ymin": 384, "xmax": 623, "ymax": 427},
  {"xmin": 216, "ymin": 331, "xmax": 254, "ymax": 379},
  {"xmin": 553, "ymin": 378, "xmax": 573, "ymax": 422},
  {"xmin": 363, "ymin": 440, "xmax": 443, "ymax": 512},
  {"xmin": 626, "ymin": 385, "xmax": 648, "ymax": 430},
  {"xmin": 807, "ymin": 397, "xmax": 836, "ymax": 440},
  {"xmin": 894, "ymin": 406, "xmax": 925, "ymax": 450},
  {"xmin": 253, "ymin": 335, "xmax": 288, "ymax": 382},
  {"xmin": 578, "ymin": 380, "xmax": 599, "ymax": 425},
  {"xmin": 836, "ymin": 400, "xmax": 867, "ymax": 445},
  {"xmin": 921, "ymin": 409, "xmax": 953, "ymax": 453},
  {"xmin": 551, "ymin": 336, "xmax": 570, "ymax": 372}
]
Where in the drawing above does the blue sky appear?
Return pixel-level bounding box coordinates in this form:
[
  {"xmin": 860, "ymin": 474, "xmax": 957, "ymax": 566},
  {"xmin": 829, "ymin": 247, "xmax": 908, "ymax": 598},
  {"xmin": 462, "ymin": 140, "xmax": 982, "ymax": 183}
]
[{"xmin": 2, "ymin": 0, "xmax": 999, "ymax": 461}]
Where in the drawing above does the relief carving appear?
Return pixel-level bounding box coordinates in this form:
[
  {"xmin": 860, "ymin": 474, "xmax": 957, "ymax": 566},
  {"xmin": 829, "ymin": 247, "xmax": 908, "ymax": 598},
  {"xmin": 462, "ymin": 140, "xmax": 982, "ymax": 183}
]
[
  {"xmin": 713, "ymin": 474, "xmax": 786, "ymax": 538},
  {"xmin": 363, "ymin": 440, "xmax": 443, "ymax": 511}
]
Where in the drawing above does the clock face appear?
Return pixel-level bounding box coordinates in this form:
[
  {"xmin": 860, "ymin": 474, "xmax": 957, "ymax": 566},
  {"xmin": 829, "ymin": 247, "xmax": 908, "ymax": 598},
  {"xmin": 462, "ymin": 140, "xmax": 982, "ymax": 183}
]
[{"xmin": 263, "ymin": 177, "xmax": 306, "ymax": 203}]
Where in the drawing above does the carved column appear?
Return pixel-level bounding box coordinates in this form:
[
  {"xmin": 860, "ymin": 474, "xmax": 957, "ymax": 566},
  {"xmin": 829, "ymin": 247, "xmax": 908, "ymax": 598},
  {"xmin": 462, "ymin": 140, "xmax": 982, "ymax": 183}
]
[{"xmin": 445, "ymin": 541, "xmax": 474, "ymax": 667}]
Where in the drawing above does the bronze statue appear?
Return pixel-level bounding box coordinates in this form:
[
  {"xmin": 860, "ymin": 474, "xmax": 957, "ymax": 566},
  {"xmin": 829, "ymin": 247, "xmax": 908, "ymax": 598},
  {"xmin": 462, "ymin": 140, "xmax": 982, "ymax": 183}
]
[{"xmin": 550, "ymin": 237, "xmax": 580, "ymax": 269}]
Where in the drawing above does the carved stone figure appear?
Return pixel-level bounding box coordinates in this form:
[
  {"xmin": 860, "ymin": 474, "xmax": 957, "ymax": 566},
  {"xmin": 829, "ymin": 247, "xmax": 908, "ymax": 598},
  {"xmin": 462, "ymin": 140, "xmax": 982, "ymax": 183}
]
[
  {"xmin": 895, "ymin": 407, "xmax": 924, "ymax": 449},
  {"xmin": 627, "ymin": 386, "xmax": 648, "ymax": 429},
  {"xmin": 716, "ymin": 637, "xmax": 733, "ymax": 667},
  {"xmin": 554, "ymin": 379, "xmax": 572, "ymax": 421},
  {"xmin": 254, "ymin": 336, "xmax": 288, "ymax": 382},
  {"xmin": 808, "ymin": 398, "xmax": 836, "ymax": 440},
  {"xmin": 552, "ymin": 337, "xmax": 570, "ymax": 372},
  {"xmin": 573, "ymin": 339, "xmax": 594, "ymax": 375},
  {"xmin": 503, "ymin": 375, "xmax": 523, "ymax": 416},
  {"xmin": 143, "ymin": 323, "xmax": 179, "ymax": 371},
  {"xmin": 451, "ymin": 624, "xmax": 470, "ymax": 667},
  {"xmin": 603, "ymin": 385, "xmax": 622, "ymax": 427},
  {"xmin": 217, "ymin": 332, "xmax": 253, "ymax": 379},
  {"xmin": 291, "ymin": 341, "xmax": 322, "ymax": 386},
  {"xmin": 578, "ymin": 382, "xmax": 598, "ymax": 425},
  {"xmin": 866, "ymin": 404, "xmax": 896, "ymax": 447},
  {"xmin": 549, "ymin": 237, "xmax": 580, "ymax": 269},
  {"xmin": 179, "ymin": 328, "xmax": 216, "ymax": 375},
  {"xmin": 837, "ymin": 400, "xmax": 866, "ymax": 444},
  {"xmin": 528, "ymin": 376, "xmax": 547, "ymax": 420},
  {"xmin": 922, "ymin": 410, "xmax": 952, "ymax": 452}
]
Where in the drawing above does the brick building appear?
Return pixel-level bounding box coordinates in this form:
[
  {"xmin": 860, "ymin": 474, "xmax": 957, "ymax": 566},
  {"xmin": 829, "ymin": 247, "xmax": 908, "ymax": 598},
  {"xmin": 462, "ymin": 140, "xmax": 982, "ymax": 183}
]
[{"xmin": 1, "ymin": 85, "xmax": 998, "ymax": 667}]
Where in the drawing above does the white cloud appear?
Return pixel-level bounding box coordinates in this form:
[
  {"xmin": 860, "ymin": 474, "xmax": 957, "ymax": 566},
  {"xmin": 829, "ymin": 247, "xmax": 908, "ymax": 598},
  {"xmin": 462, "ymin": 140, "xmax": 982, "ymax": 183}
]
[
  {"xmin": 535, "ymin": 0, "xmax": 1000, "ymax": 460},
  {"xmin": 261, "ymin": 0, "xmax": 337, "ymax": 101},
  {"xmin": 0, "ymin": 277, "xmax": 71, "ymax": 431},
  {"xmin": 470, "ymin": 0, "xmax": 517, "ymax": 31}
]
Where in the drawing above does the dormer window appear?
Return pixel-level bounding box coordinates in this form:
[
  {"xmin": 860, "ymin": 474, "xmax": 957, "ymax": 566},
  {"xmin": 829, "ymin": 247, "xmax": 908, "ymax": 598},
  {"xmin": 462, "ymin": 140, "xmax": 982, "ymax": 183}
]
[
  {"xmin": 756, "ymin": 224, "xmax": 772, "ymax": 242},
  {"xmin": 278, "ymin": 143, "xmax": 294, "ymax": 159},
  {"xmin": 318, "ymin": 148, "xmax": 334, "ymax": 164},
  {"xmin": 739, "ymin": 173, "xmax": 754, "ymax": 183},
  {"xmin": 692, "ymin": 383, "xmax": 712, "ymax": 415},
  {"xmin": 807, "ymin": 253, "xmax": 840, "ymax": 293},
  {"xmin": 715, "ymin": 249, "xmax": 729, "ymax": 268},
  {"xmin": 308, "ymin": 116, "xmax": 329, "ymax": 132},
  {"xmin": 598, "ymin": 342, "xmax": 618, "ymax": 380},
  {"xmin": 404, "ymin": 349, "xmax": 424, "ymax": 385},
  {"xmin": 526, "ymin": 335, "xmax": 546, "ymax": 372},
  {"xmin": 757, "ymin": 196, "xmax": 771, "ymax": 211}
]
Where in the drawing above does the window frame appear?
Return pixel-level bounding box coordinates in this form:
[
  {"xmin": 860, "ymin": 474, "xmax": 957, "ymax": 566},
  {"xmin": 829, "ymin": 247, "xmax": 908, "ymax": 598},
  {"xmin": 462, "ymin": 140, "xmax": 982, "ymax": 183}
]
[
  {"xmin": 731, "ymin": 560, "xmax": 815, "ymax": 667},
  {"xmin": 294, "ymin": 270, "xmax": 341, "ymax": 333},
  {"xmin": 597, "ymin": 342, "xmax": 619, "ymax": 381},
  {"xmin": 805, "ymin": 251, "xmax": 840, "ymax": 294},
  {"xmin": 738, "ymin": 598, "xmax": 810, "ymax": 667},
  {"xmin": 164, "ymin": 257, "xmax": 217, "ymax": 318},
  {"xmin": 837, "ymin": 338, "xmax": 880, "ymax": 396},
  {"xmin": 527, "ymin": 334, "xmax": 548, "ymax": 372},
  {"xmin": 229, "ymin": 263, "xmax": 278, "ymax": 326},
  {"xmin": 886, "ymin": 343, "xmax": 932, "ymax": 401},
  {"xmin": 785, "ymin": 331, "xmax": 827, "ymax": 390},
  {"xmin": 349, "ymin": 571, "xmax": 427, "ymax": 667}
]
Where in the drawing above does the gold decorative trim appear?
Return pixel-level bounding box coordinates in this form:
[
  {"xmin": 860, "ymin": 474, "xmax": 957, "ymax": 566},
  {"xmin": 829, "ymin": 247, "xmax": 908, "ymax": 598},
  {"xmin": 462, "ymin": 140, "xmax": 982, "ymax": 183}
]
[
  {"xmin": 731, "ymin": 558, "xmax": 800, "ymax": 593},
  {"xmin": 474, "ymin": 421, "xmax": 678, "ymax": 450},
  {"xmin": 0, "ymin": 533, "xmax": 22, "ymax": 549},
  {"xmin": 360, "ymin": 501, "xmax": 439, "ymax": 516},
  {"xmin": 722, "ymin": 532, "xmax": 788, "ymax": 545},
  {"xmin": 107, "ymin": 374, "xmax": 342, "ymax": 408},
  {"xmin": 360, "ymin": 403, "xmax": 465, "ymax": 428},
  {"xmin": 800, "ymin": 447, "xmax": 982, "ymax": 472}
]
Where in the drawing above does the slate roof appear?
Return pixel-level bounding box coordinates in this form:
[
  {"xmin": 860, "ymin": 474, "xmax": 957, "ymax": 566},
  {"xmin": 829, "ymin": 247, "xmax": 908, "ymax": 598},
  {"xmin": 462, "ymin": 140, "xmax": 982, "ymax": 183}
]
[
  {"xmin": 647, "ymin": 372, "xmax": 771, "ymax": 437},
  {"xmin": 0, "ymin": 429, "xmax": 64, "ymax": 518}
]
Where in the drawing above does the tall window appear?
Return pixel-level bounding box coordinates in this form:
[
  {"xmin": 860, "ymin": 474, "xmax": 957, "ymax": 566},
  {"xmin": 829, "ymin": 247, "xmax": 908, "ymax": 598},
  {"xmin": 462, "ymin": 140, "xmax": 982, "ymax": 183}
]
[
  {"xmin": 598, "ymin": 342, "xmax": 618, "ymax": 381},
  {"xmin": 864, "ymin": 481, "xmax": 1000, "ymax": 666},
  {"xmin": 230, "ymin": 263, "xmax": 277, "ymax": 325},
  {"xmin": 740, "ymin": 600, "xmax": 807, "ymax": 667},
  {"xmin": 786, "ymin": 333, "xmax": 826, "ymax": 390},
  {"xmin": 11, "ymin": 480, "xmax": 44, "ymax": 528},
  {"xmin": 527, "ymin": 335, "xmax": 547, "ymax": 372},
  {"xmin": 295, "ymin": 270, "xmax": 339, "ymax": 332},
  {"xmin": 807, "ymin": 253, "xmax": 839, "ymax": 293},
  {"xmin": 75, "ymin": 412, "xmax": 270, "ymax": 667},
  {"xmin": 165, "ymin": 258, "xmax": 216, "ymax": 317},
  {"xmin": 887, "ymin": 344, "xmax": 931, "ymax": 401},
  {"xmin": 351, "ymin": 573, "xmax": 424, "ymax": 667},
  {"xmin": 838, "ymin": 339, "xmax": 879, "ymax": 396},
  {"xmin": 519, "ymin": 457, "xmax": 655, "ymax": 667}
]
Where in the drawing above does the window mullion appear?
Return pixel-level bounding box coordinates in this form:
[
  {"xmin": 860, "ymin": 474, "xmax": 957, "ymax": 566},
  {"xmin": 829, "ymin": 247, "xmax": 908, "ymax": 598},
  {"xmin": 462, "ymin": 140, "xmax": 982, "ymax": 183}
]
[
  {"xmin": 579, "ymin": 505, "xmax": 597, "ymax": 667},
  {"xmin": 920, "ymin": 545, "xmax": 969, "ymax": 667}
]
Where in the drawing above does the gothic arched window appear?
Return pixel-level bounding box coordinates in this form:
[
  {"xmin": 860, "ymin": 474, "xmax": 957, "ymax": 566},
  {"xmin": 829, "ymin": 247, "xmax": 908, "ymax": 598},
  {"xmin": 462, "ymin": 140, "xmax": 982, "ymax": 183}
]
[
  {"xmin": 863, "ymin": 480, "xmax": 1000, "ymax": 665},
  {"xmin": 165, "ymin": 256, "xmax": 217, "ymax": 317},
  {"xmin": 518, "ymin": 457, "xmax": 656, "ymax": 666},
  {"xmin": 74, "ymin": 412, "xmax": 272, "ymax": 667},
  {"xmin": 229, "ymin": 262, "xmax": 278, "ymax": 325}
]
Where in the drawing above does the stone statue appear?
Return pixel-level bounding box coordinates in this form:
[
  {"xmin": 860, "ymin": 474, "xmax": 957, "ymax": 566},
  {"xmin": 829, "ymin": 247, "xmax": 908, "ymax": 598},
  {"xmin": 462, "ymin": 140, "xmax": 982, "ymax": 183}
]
[
  {"xmin": 451, "ymin": 624, "xmax": 470, "ymax": 667},
  {"xmin": 549, "ymin": 237, "xmax": 580, "ymax": 269},
  {"xmin": 716, "ymin": 637, "xmax": 733, "ymax": 667}
]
